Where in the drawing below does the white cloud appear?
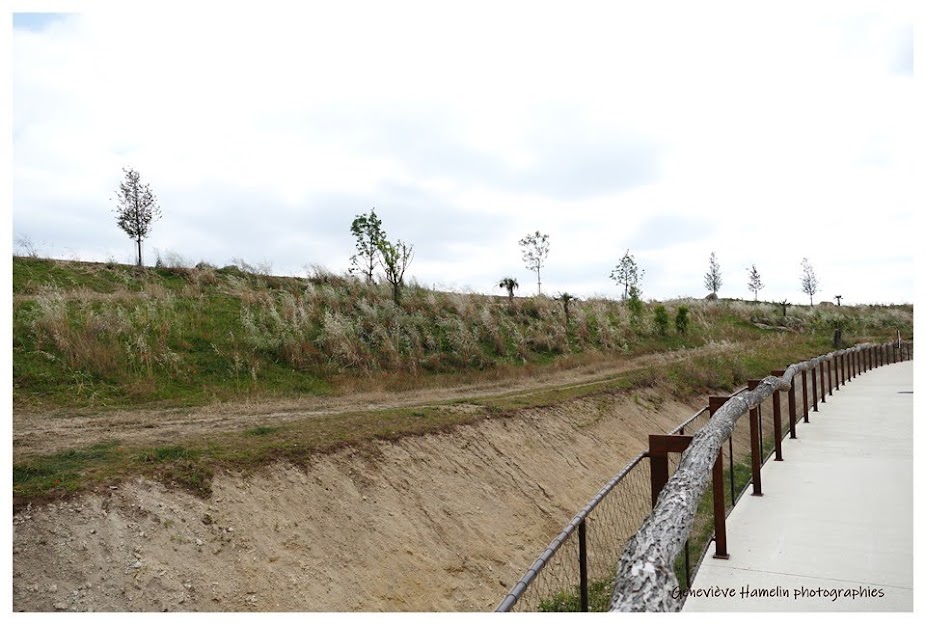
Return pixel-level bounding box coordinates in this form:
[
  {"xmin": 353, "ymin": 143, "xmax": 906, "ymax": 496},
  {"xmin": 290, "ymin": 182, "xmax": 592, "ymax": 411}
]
[{"xmin": 8, "ymin": 0, "xmax": 916, "ymax": 304}]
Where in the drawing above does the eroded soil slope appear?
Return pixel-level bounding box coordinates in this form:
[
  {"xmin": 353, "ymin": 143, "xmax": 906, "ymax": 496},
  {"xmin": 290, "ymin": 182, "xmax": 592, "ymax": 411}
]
[{"xmin": 13, "ymin": 388, "xmax": 699, "ymax": 612}]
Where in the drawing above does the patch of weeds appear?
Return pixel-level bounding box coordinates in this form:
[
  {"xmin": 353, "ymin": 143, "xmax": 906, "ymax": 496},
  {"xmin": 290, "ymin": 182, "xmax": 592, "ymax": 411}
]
[
  {"xmin": 13, "ymin": 441, "xmax": 120, "ymax": 501},
  {"xmin": 156, "ymin": 460, "xmax": 214, "ymax": 497},
  {"xmin": 536, "ymin": 577, "xmax": 614, "ymax": 612},
  {"xmin": 139, "ymin": 445, "xmax": 198, "ymax": 462},
  {"xmin": 246, "ymin": 425, "xmax": 281, "ymax": 436}
]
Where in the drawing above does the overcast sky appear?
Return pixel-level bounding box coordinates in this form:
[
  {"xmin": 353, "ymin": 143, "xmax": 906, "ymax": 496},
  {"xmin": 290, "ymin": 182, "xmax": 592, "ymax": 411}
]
[{"xmin": 6, "ymin": 0, "xmax": 917, "ymax": 305}]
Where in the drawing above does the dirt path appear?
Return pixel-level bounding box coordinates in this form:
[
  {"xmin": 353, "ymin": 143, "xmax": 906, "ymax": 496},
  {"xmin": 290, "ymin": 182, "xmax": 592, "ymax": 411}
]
[{"xmin": 13, "ymin": 341, "xmax": 738, "ymax": 458}]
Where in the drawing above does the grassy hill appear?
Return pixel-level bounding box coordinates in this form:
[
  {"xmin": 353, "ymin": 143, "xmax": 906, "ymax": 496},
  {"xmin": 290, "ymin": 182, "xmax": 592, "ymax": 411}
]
[
  {"xmin": 12, "ymin": 256, "xmax": 913, "ymax": 413},
  {"xmin": 11, "ymin": 256, "xmax": 913, "ymax": 506}
]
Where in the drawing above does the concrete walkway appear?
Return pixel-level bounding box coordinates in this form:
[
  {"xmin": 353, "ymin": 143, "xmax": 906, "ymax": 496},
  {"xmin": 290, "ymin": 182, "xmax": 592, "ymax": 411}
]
[{"xmin": 683, "ymin": 360, "xmax": 913, "ymax": 612}]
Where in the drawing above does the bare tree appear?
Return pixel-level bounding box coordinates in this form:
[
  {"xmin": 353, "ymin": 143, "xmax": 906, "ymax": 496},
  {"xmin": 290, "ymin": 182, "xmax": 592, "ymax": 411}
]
[
  {"xmin": 610, "ymin": 249, "xmax": 645, "ymax": 300},
  {"xmin": 378, "ymin": 238, "xmax": 414, "ymax": 304},
  {"xmin": 14, "ymin": 234, "xmax": 39, "ymax": 258},
  {"xmin": 704, "ymin": 252, "xmax": 722, "ymax": 296},
  {"xmin": 519, "ymin": 231, "xmax": 550, "ymax": 295},
  {"xmin": 747, "ymin": 264, "xmax": 764, "ymax": 301},
  {"xmin": 349, "ymin": 207, "xmax": 385, "ymax": 283},
  {"xmin": 800, "ymin": 258, "xmax": 819, "ymax": 306},
  {"xmin": 112, "ymin": 167, "xmax": 161, "ymax": 267}
]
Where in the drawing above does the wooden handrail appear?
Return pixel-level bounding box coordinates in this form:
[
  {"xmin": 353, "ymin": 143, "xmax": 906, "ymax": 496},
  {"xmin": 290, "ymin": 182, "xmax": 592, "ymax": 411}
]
[{"xmin": 608, "ymin": 342, "xmax": 894, "ymax": 611}]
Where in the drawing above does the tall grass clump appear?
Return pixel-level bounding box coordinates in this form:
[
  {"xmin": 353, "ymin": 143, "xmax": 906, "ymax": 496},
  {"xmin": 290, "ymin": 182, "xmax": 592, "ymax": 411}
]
[{"xmin": 13, "ymin": 256, "xmax": 910, "ymax": 410}]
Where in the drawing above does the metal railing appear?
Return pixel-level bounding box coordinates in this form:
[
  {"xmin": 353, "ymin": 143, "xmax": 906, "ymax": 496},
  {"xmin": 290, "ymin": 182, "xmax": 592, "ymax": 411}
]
[
  {"xmin": 610, "ymin": 339, "xmax": 912, "ymax": 611},
  {"xmin": 496, "ymin": 339, "xmax": 912, "ymax": 612}
]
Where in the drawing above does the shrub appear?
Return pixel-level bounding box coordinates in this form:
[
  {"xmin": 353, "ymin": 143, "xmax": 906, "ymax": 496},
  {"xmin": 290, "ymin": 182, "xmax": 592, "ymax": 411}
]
[
  {"xmin": 653, "ymin": 305, "xmax": 669, "ymax": 336},
  {"xmin": 626, "ymin": 286, "xmax": 644, "ymax": 324},
  {"xmin": 675, "ymin": 305, "xmax": 690, "ymax": 334}
]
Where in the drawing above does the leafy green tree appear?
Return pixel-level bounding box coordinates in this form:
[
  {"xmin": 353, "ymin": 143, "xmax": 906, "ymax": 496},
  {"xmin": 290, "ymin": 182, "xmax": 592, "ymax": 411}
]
[
  {"xmin": 498, "ymin": 276, "xmax": 519, "ymax": 304},
  {"xmin": 675, "ymin": 305, "xmax": 690, "ymax": 334},
  {"xmin": 704, "ymin": 252, "xmax": 722, "ymax": 296},
  {"xmin": 113, "ymin": 167, "xmax": 161, "ymax": 267},
  {"xmin": 747, "ymin": 264, "xmax": 764, "ymax": 301},
  {"xmin": 627, "ymin": 285, "xmax": 644, "ymax": 323},
  {"xmin": 653, "ymin": 304, "xmax": 669, "ymax": 336},
  {"xmin": 378, "ymin": 238, "xmax": 414, "ymax": 304},
  {"xmin": 349, "ymin": 208, "xmax": 385, "ymax": 283},
  {"xmin": 610, "ymin": 249, "xmax": 644, "ymax": 300},
  {"xmin": 519, "ymin": 231, "xmax": 550, "ymax": 295}
]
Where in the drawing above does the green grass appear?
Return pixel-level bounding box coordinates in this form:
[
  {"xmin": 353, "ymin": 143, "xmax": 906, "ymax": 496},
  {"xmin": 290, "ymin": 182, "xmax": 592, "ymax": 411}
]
[
  {"xmin": 11, "ymin": 256, "xmax": 913, "ymax": 508},
  {"xmin": 11, "ymin": 334, "xmax": 869, "ymax": 510},
  {"xmin": 537, "ymin": 577, "xmax": 614, "ymax": 612},
  {"xmin": 14, "ymin": 256, "xmax": 911, "ymax": 414}
]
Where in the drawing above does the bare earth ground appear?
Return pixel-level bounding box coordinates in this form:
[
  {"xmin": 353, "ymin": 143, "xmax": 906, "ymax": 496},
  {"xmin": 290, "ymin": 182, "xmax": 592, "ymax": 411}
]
[
  {"xmin": 12, "ymin": 346, "xmax": 731, "ymax": 612},
  {"xmin": 12, "ymin": 343, "xmax": 734, "ymax": 456}
]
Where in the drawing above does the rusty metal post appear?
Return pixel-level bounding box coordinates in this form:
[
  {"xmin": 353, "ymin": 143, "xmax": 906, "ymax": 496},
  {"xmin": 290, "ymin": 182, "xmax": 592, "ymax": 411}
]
[
  {"xmin": 578, "ymin": 519, "xmax": 588, "ymax": 612},
  {"xmin": 712, "ymin": 449, "xmax": 729, "ymax": 559},
  {"xmin": 747, "ymin": 380, "xmax": 763, "ymax": 495},
  {"xmin": 709, "ymin": 397, "xmax": 734, "ymax": 505},
  {"xmin": 801, "ymin": 369, "xmax": 809, "ymax": 423},
  {"xmin": 649, "ymin": 443, "xmax": 669, "ymax": 509},
  {"xmin": 820, "ymin": 360, "xmax": 826, "ymax": 404},
  {"xmin": 648, "ymin": 434, "xmax": 694, "ymax": 508},
  {"xmin": 811, "ymin": 364, "xmax": 818, "ymax": 413},
  {"xmin": 771, "ymin": 371, "xmax": 784, "ymax": 460}
]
